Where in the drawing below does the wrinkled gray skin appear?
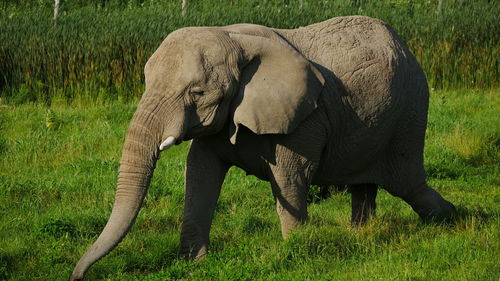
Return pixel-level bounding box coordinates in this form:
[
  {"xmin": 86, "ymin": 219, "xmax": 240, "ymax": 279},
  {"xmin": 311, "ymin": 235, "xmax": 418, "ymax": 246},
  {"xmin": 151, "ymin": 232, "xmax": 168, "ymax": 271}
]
[{"xmin": 71, "ymin": 16, "xmax": 456, "ymax": 280}]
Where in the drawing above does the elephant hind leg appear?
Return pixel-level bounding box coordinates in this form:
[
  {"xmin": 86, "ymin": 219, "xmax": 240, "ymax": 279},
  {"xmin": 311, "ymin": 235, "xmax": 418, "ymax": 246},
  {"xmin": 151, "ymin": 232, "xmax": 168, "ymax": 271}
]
[
  {"xmin": 349, "ymin": 184, "xmax": 377, "ymax": 226},
  {"xmin": 398, "ymin": 182, "xmax": 456, "ymax": 222},
  {"xmin": 383, "ymin": 166, "xmax": 456, "ymax": 222},
  {"xmin": 383, "ymin": 159, "xmax": 456, "ymax": 222},
  {"xmin": 383, "ymin": 115, "xmax": 455, "ymax": 221}
]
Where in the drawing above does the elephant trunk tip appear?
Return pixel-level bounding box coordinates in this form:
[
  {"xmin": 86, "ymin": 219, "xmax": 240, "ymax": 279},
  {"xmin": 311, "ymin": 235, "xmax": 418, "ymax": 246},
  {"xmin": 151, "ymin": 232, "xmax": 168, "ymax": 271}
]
[
  {"xmin": 69, "ymin": 273, "xmax": 84, "ymax": 281},
  {"xmin": 70, "ymin": 263, "xmax": 87, "ymax": 281},
  {"xmin": 159, "ymin": 136, "xmax": 176, "ymax": 151}
]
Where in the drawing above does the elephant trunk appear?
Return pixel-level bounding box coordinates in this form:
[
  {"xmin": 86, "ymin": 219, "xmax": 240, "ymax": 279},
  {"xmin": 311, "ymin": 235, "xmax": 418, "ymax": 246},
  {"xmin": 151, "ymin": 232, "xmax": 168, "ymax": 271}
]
[{"xmin": 71, "ymin": 96, "xmax": 181, "ymax": 281}]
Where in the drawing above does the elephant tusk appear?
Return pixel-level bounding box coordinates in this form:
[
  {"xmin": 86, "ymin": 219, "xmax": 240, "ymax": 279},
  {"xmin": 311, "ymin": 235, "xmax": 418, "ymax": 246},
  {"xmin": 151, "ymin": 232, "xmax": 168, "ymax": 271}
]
[{"xmin": 159, "ymin": 136, "xmax": 176, "ymax": 151}]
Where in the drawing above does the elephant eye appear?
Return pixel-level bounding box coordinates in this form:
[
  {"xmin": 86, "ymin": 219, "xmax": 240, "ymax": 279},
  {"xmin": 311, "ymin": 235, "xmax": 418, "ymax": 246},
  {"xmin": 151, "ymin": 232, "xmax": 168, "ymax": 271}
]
[{"xmin": 190, "ymin": 87, "xmax": 204, "ymax": 100}]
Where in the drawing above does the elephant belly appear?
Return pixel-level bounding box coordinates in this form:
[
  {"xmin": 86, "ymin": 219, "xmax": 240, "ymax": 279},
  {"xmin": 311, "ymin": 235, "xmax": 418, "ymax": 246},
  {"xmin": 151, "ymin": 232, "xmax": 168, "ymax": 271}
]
[{"xmin": 313, "ymin": 124, "xmax": 393, "ymax": 186}]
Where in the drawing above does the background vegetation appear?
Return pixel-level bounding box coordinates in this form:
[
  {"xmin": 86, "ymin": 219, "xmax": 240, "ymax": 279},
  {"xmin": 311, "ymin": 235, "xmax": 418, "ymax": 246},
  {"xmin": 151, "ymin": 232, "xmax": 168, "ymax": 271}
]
[
  {"xmin": 0, "ymin": 90, "xmax": 498, "ymax": 280},
  {"xmin": 0, "ymin": 0, "xmax": 499, "ymax": 105}
]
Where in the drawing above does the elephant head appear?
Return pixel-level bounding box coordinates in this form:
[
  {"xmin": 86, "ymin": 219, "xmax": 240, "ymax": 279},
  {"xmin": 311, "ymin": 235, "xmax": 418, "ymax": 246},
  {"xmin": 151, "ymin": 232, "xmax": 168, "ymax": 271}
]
[{"xmin": 71, "ymin": 26, "xmax": 324, "ymax": 280}]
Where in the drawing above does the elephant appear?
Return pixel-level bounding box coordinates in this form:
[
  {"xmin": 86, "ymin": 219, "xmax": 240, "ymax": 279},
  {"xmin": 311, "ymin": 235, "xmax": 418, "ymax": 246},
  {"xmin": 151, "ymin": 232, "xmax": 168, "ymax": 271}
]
[{"xmin": 70, "ymin": 16, "xmax": 456, "ymax": 280}]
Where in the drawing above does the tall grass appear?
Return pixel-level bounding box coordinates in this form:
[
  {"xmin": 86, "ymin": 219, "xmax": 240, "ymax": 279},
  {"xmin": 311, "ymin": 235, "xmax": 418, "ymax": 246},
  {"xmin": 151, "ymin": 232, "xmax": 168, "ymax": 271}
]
[{"xmin": 0, "ymin": 0, "xmax": 498, "ymax": 105}]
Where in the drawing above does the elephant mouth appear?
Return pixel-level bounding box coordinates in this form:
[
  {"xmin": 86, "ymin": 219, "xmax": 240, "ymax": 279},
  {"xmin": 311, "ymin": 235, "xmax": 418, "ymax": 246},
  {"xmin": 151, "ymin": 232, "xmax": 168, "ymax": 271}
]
[{"xmin": 185, "ymin": 103, "xmax": 221, "ymax": 139}]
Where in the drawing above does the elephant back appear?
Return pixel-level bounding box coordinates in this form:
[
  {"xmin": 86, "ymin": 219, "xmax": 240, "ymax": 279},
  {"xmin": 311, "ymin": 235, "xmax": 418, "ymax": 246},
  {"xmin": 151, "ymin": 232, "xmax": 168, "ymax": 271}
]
[{"xmin": 277, "ymin": 16, "xmax": 427, "ymax": 126}]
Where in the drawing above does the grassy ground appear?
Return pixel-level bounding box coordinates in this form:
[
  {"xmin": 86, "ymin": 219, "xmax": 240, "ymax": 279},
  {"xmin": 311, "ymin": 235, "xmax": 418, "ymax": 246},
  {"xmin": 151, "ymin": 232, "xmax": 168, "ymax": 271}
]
[{"xmin": 0, "ymin": 89, "xmax": 498, "ymax": 280}]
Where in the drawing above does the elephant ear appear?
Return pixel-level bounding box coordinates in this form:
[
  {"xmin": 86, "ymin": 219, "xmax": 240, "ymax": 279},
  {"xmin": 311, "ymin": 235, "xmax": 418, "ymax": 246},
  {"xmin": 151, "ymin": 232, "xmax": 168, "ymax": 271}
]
[{"xmin": 228, "ymin": 33, "xmax": 325, "ymax": 144}]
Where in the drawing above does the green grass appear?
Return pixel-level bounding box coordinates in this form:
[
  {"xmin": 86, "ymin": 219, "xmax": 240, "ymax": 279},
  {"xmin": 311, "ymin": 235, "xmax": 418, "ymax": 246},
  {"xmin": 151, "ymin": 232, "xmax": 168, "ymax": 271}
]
[
  {"xmin": 0, "ymin": 0, "xmax": 498, "ymax": 105},
  {"xmin": 0, "ymin": 89, "xmax": 499, "ymax": 280}
]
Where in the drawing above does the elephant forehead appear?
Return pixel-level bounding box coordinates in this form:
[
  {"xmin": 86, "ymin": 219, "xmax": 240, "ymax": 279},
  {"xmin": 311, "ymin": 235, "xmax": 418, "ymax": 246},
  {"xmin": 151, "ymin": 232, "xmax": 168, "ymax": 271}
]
[{"xmin": 179, "ymin": 50, "xmax": 205, "ymax": 83}]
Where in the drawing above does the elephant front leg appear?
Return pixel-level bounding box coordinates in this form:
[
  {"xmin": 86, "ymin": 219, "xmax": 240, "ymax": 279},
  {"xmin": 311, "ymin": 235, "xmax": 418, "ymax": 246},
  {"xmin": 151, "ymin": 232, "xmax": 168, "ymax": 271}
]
[
  {"xmin": 269, "ymin": 164, "xmax": 315, "ymax": 238},
  {"xmin": 349, "ymin": 184, "xmax": 377, "ymax": 226},
  {"xmin": 181, "ymin": 140, "xmax": 229, "ymax": 259}
]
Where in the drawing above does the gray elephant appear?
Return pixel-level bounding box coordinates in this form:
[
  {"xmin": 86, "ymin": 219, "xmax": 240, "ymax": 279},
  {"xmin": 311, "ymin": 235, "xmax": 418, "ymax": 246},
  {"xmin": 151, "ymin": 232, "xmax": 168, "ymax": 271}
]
[{"xmin": 71, "ymin": 16, "xmax": 456, "ymax": 280}]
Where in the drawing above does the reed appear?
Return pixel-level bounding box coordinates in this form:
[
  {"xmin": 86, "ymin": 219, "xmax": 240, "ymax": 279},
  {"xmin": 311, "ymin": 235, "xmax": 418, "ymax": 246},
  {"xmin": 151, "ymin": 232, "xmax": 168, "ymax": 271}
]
[{"xmin": 0, "ymin": 0, "xmax": 497, "ymax": 105}]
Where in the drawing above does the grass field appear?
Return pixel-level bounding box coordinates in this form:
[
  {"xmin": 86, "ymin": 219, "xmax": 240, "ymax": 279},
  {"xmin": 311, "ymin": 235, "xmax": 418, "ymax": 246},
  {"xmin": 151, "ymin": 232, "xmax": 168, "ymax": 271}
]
[{"xmin": 0, "ymin": 89, "xmax": 498, "ymax": 280}]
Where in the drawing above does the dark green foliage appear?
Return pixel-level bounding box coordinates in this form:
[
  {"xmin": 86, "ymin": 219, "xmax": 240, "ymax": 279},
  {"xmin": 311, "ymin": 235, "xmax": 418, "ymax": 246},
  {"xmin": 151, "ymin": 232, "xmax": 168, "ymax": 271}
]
[
  {"xmin": 0, "ymin": 0, "xmax": 498, "ymax": 105},
  {"xmin": 307, "ymin": 185, "xmax": 346, "ymax": 203},
  {"xmin": 39, "ymin": 218, "xmax": 77, "ymax": 238}
]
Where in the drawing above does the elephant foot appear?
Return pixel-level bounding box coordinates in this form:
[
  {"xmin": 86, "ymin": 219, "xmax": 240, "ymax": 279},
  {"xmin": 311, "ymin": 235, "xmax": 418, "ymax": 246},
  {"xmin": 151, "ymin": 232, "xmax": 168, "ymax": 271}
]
[
  {"xmin": 179, "ymin": 242, "xmax": 208, "ymax": 260},
  {"xmin": 70, "ymin": 274, "xmax": 84, "ymax": 281},
  {"xmin": 349, "ymin": 184, "xmax": 377, "ymax": 227},
  {"xmin": 404, "ymin": 184, "xmax": 456, "ymax": 222},
  {"xmin": 276, "ymin": 199, "xmax": 308, "ymax": 239},
  {"xmin": 180, "ymin": 221, "xmax": 209, "ymax": 260}
]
